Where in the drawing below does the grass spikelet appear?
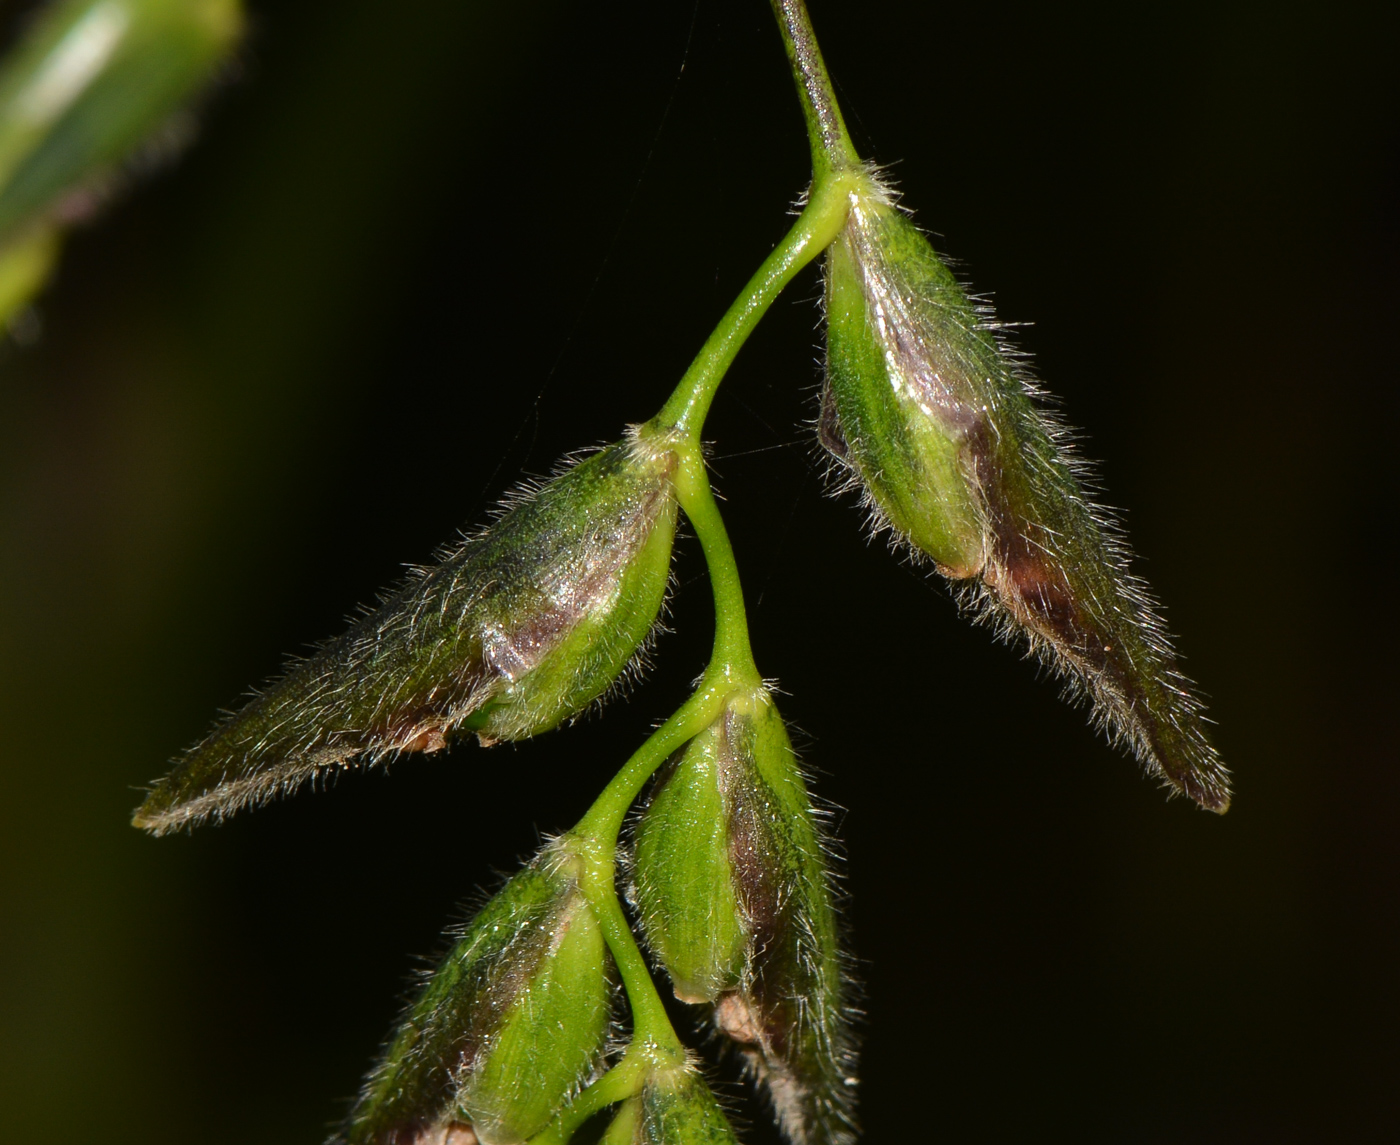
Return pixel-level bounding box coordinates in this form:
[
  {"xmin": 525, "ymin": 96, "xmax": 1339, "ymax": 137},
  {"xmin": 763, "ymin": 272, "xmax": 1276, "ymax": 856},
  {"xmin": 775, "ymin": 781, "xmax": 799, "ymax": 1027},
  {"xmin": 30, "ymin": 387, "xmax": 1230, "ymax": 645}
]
[
  {"xmin": 133, "ymin": 428, "xmax": 680, "ymax": 834},
  {"xmin": 821, "ymin": 171, "xmax": 1230, "ymax": 812},
  {"xmin": 630, "ymin": 687, "xmax": 859, "ymax": 1145},
  {"xmin": 339, "ymin": 842, "xmax": 613, "ymax": 1145}
]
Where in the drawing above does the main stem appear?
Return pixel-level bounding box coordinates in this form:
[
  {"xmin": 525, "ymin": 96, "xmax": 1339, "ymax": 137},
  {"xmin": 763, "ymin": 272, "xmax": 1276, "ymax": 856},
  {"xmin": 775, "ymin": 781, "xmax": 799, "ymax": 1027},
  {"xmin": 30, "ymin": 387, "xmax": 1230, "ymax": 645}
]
[
  {"xmin": 652, "ymin": 170, "xmax": 857, "ymax": 440},
  {"xmin": 654, "ymin": 0, "xmax": 861, "ymax": 440},
  {"xmin": 768, "ymin": 0, "xmax": 862, "ymax": 176},
  {"xmin": 566, "ymin": 440, "xmax": 764, "ymax": 1059},
  {"xmin": 548, "ymin": 9, "xmax": 865, "ymax": 1138}
]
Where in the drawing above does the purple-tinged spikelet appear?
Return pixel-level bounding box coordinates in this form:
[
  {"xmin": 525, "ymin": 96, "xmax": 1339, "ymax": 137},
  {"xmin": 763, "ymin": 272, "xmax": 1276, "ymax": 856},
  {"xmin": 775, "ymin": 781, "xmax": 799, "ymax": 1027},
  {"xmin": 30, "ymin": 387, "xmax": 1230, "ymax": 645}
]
[
  {"xmin": 821, "ymin": 174, "xmax": 1230, "ymax": 811},
  {"xmin": 340, "ymin": 842, "xmax": 612, "ymax": 1145},
  {"xmin": 134, "ymin": 425, "xmax": 681, "ymax": 834},
  {"xmin": 630, "ymin": 688, "xmax": 859, "ymax": 1145}
]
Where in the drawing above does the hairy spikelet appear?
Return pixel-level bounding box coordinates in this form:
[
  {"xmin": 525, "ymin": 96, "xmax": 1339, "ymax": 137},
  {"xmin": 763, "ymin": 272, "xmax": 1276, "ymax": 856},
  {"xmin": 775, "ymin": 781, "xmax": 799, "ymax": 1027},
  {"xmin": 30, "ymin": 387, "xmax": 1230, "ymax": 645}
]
[
  {"xmin": 635, "ymin": 1059, "xmax": 742, "ymax": 1145},
  {"xmin": 339, "ymin": 841, "xmax": 612, "ymax": 1145},
  {"xmin": 820, "ymin": 171, "xmax": 1230, "ymax": 811},
  {"xmin": 718, "ymin": 726, "xmax": 859, "ymax": 1145},
  {"xmin": 629, "ymin": 687, "xmax": 859, "ymax": 1145},
  {"xmin": 133, "ymin": 428, "xmax": 680, "ymax": 834}
]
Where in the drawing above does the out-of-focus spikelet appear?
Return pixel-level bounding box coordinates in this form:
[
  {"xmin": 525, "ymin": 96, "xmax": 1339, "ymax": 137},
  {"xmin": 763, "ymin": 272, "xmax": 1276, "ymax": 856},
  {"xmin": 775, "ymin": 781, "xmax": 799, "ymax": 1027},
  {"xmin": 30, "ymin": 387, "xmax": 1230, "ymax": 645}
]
[{"xmin": 0, "ymin": 0, "xmax": 244, "ymax": 324}]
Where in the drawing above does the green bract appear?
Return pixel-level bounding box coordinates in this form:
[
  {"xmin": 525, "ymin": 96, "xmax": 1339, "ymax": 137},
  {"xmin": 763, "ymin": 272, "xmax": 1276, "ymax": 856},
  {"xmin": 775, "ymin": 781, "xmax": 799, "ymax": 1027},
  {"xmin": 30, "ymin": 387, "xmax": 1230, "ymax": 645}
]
[
  {"xmin": 132, "ymin": 426, "xmax": 681, "ymax": 834},
  {"xmin": 0, "ymin": 0, "xmax": 242, "ymax": 323},
  {"xmin": 635, "ymin": 1063, "xmax": 740, "ymax": 1145},
  {"xmin": 632, "ymin": 688, "xmax": 857, "ymax": 1145},
  {"xmin": 630, "ymin": 720, "xmax": 748, "ymax": 1004},
  {"xmin": 343, "ymin": 843, "xmax": 612, "ymax": 1145},
  {"xmin": 822, "ymin": 209, "xmax": 983, "ymax": 576},
  {"xmin": 822, "ymin": 176, "xmax": 1231, "ymax": 812}
]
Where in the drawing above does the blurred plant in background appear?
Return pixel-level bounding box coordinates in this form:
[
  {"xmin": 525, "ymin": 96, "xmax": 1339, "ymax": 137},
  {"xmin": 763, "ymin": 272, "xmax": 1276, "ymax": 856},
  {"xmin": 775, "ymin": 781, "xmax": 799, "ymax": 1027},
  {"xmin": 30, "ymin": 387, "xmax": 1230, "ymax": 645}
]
[{"xmin": 0, "ymin": 0, "xmax": 241, "ymax": 328}]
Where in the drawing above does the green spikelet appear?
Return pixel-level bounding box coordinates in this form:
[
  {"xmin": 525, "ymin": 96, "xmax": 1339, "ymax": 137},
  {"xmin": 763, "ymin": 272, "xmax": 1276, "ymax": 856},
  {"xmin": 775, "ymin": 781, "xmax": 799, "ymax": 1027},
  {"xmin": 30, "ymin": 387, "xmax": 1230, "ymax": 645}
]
[
  {"xmin": 342, "ymin": 842, "xmax": 612, "ymax": 1145},
  {"xmin": 133, "ymin": 425, "xmax": 681, "ymax": 834},
  {"xmin": 635, "ymin": 1063, "xmax": 741, "ymax": 1145},
  {"xmin": 822, "ymin": 174, "xmax": 1230, "ymax": 812},
  {"xmin": 630, "ymin": 721, "xmax": 748, "ymax": 1004},
  {"xmin": 631, "ymin": 687, "xmax": 857, "ymax": 1145}
]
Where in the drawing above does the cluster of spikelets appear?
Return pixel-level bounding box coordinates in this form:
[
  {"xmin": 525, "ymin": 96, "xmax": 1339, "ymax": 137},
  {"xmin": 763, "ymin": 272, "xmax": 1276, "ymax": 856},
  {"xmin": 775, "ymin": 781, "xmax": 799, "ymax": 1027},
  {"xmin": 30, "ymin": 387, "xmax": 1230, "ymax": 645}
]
[
  {"xmin": 121, "ymin": 173, "xmax": 1231, "ymax": 1145},
  {"xmin": 338, "ymin": 687, "xmax": 858, "ymax": 1145},
  {"xmin": 72, "ymin": 2, "xmax": 1231, "ymax": 1138},
  {"xmin": 134, "ymin": 419, "xmax": 858, "ymax": 1145},
  {"xmin": 3, "ymin": 0, "xmax": 1230, "ymax": 1142},
  {"xmin": 628, "ymin": 689, "xmax": 859, "ymax": 1145}
]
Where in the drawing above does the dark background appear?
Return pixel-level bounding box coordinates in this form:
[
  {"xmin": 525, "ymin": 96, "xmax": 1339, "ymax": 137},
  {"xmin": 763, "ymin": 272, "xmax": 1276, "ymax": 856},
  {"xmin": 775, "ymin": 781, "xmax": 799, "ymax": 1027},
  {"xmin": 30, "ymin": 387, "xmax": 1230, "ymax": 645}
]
[{"xmin": 1, "ymin": 0, "xmax": 1396, "ymax": 1141}]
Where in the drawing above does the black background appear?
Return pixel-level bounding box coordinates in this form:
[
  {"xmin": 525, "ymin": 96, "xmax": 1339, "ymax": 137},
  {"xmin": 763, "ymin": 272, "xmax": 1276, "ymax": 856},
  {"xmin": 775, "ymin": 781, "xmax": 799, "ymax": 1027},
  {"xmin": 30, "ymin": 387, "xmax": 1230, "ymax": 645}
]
[{"xmin": 1, "ymin": 0, "xmax": 1396, "ymax": 1141}]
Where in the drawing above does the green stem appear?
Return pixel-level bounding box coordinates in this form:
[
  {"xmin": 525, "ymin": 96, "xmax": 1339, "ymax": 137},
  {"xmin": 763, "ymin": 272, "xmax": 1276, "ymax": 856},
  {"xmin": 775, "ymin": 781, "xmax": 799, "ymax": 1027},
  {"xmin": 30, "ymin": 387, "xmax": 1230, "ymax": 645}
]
[
  {"xmin": 566, "ymin": 435, "xmax": 777, "ymax": 1079},
  {"xmin": 531, "ymin": 1038, "xmax": 664, "ymax": 1145},
  {"xmin": 572, "ymin": 686, "xmax": 725, "ymax": 859},
  {"xmin": 673, "ymin": 441, "xmax": 762, "ymax": 684},
  {"xmin": 546, "ymin": 42, "xmax": 870, "ymax": 1130},
  {"xmin": 652, "ymin": 169, "xmax": 858, "ymax": 440},
  {"xmin": 565, "ymin": 694, "xmax": 728, "ymax": 1069},
  {"xmin": 557, "ymin": 425, "xmax": 779, "ymax": 1144},
  {"xmin": 585, "ymin": 864, "xmax": 677, "ymax": 1047},
  {"xmin": 529, "ymin": 1057, "xmax": 645, "ymax": 1145},
  {"xmin": 563, "ymin": 445, "xmax": 768, "ymax": 1079},
  {"xmin": 599, "ymin": 1095, "xmax": 641, "ymax": 1145},
  {"xmin": 548, "ymin": 707, "xmax": 727, "ymax": 1144},
  {"xmin": 768, "ymin": 0, "xmax": 862, "ymax": 175},
  {"xmin": 565, "ymin": 840, "xmax": 680, "ymax": 1065}
]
